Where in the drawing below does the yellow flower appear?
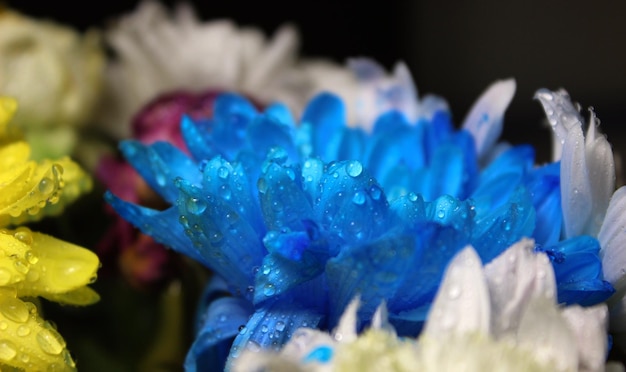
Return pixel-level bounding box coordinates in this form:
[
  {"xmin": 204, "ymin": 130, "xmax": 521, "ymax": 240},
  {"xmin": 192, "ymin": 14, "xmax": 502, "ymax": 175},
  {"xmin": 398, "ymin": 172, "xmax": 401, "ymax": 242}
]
[
  {"xmin": 0, "ymin": 97, "xmax": 99, "ymax": 371},
  {"xmin": 0, "ymin": 9, "xmax": 104, "ymax": 160}
]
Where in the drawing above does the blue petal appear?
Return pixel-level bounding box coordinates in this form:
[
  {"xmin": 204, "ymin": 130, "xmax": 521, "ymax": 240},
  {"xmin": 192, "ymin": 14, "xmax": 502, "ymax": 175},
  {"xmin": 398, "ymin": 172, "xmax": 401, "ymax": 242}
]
[
  {"xmin": 247, "ymin": 115, "xmax": 298, "ymax": 161},
  {"xmin": 526, "ymin": 162, "xmax": 562, "ymax": 245},
  {"xmin": 264, "ymin": 102, "xmax": 296, "ymax": 127},
  {"xmin": 119, "ymin": 140, "xmax": 201, "ymax": 204},
  {"xmin": 472, "ymin": 145, "xmax": 534, "ymax": 207},
  {"xmin": 316, "ymin": 160, "xmax": 390, "ymax": 244},
  {"xmin": 423, "ymin": 111, "xmax": 454, "ymax": 163},
  {"xmin": 184, "ymin": 297, "xmax": 254, "ymax": 372},
  {"xmin": 105, "ymin": 192, "xmax": 209, "ymax": 266},
  {"xmin": 253, "ymin": 247, "xmax": 325, "ymax": 305},
  {"xmin": 226, "ymin": 300, "xmax": 325, "ymax": 368},
  {"xmin": 175, "ymin": 178, "xmax": 266, "ymax": 298},
  {"xmin": 200, "ymin": 156, "xmax": 265, "ymax": 235},
  {"xmin": 181, "ymin": 116, "xmax": 218, "ymax": 162},
  {"xmin": 471, "ymin": 187, "xmax": 536, "ymax": 263},
  {"xmin": 258, "ymin": 161, "xmax": 314, "ymax": 231},
  {"xmin": 424, "ymin": 144, "xmax": 464, "ymax": 201},
  {"xmin": 210, "ymin": 94, "xmax": 258, "ymax": 160},
  {"xmin": 301, "ymin": 93, "xmax": 346, "ymax": 162},
  {"xmin": 557, "ymin": 280, "xmax": 614, "ymax": 306},
  {"xmin": 326, "ymin": 234, "xmax": 416, "ymax": 328}
]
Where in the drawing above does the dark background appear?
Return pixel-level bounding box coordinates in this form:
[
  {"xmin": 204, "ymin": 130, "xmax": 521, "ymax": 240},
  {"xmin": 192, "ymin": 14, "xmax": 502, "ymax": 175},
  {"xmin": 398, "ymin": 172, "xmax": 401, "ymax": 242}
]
[{"xmin": 10, "ymin": 0, "xmax": 626, "ymax": 167}]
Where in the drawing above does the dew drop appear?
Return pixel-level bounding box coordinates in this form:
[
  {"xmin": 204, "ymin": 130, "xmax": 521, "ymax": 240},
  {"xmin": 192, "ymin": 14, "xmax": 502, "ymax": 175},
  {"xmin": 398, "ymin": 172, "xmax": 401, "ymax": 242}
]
[
  {"xmin": 218, "ymin": 166, "xmax": 230, "ymax": 179},
  {"xmin": 263, "ymin": 284, "xmax": 276, "ymax": 296},
  {"xmin": 408, "ymin": 192, "xmax": 418, "ymax": 202},
  {"xmin": 275, "ymin": 321, "xmax": 285, "ymax": 332},
  {"xmin": 369, "ymin": 185, "xmax": 382, "ymax": 200},
  {"xmin": 437, "ymin": 210, "xmax": 445, "ymax": 219},
  {"xmin": 0, "ymin": 321, "xmax": 7, "ymax": 331},
  {"xmin": 238, "ymin": 325, "xmax": 248, "ymax": 335},
  {"xmin": 14, "ymin": 229, "xmax": 33, "ymax": 245},
  {"xmin": 36, "ymin": 327, "xmax": 65, "ymax": 355},
  {"xmin": 448, "ymin": 285, "xmax": 461, "ymax": 300},
  {"xmin": 346, "ymin": 161, "xmax": 363, "ymax": 178},
  {"xmin": 25, "ymin": 251, "xmax": 38, "ymax": 265},
  {"xmin": 17, "ymin": 325, "xmax": 31, "ymax": 337},
  {"xmin": 1, "ymin": 297, "xmax": 29, "ymax": 323},
  {"xmin": 352, "ymin": 191, "xmax": 365, "ymax": 205},
  {"xmin": 13, "ymin": 259, "xmax": 28, "ymax": 275},
  {"xmin": 257, "ymin": 178, "xmax": 268, "ymax": 194},
  {"xmin": 186, "ymin": 197, "xmax": 207, "ymax": 215},
  {"xmin": 38, "ymin": 178, "xmax": 55, "ymax": 194},
  {"xmin": 261, "ymin": 325, "xmax": 269, "ymax": 333},
  {"xmin": 0, "ymin": 340, "xmax": 17, "ymax": 361}
]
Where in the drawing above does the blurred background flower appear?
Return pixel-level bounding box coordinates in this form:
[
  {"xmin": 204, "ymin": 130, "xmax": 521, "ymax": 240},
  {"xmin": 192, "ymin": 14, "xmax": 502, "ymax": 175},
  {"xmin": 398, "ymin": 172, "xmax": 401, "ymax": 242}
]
[{"xmin": 0, "ymin": 9, "xmax": 104, "ymax": 161}]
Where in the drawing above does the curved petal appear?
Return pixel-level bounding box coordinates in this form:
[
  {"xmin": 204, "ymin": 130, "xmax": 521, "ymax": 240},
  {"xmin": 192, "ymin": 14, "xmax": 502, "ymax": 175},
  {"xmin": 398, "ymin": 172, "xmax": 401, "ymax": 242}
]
[
  {"xmin": 599, "ymin": 186, "xmax": 626, "ymax": 291},
  {"xmin": 184, "ymin": 297, "xmax": 254, "ymax": 372},
  {"xmin": 483, "ymin": 239, "xmax": 557, "ymax": 337},
  {"xmin": 119, "ymin": 140, "xmax": 201, "ymax": 204},
  {"xmin": 461, "ymin": 79, "xmax": 516, "ymax": 161},
  {"xmin": 225, "ymin": 300, "xmax": 325, "ymax": 369},
  {"xmin": 424, "ymin": 246, "xmax": 490, "ymax": 338},
  {"xmin": 0, "ymin": 290, "xmax": 77, "ymax": 371}
]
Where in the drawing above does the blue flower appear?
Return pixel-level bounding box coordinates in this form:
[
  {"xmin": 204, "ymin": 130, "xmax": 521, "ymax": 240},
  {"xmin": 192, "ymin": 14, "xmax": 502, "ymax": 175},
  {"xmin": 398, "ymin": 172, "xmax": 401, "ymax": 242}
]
[{"xmin": 106, "ymin": 78, "xmax": 613, "ymax": 370}]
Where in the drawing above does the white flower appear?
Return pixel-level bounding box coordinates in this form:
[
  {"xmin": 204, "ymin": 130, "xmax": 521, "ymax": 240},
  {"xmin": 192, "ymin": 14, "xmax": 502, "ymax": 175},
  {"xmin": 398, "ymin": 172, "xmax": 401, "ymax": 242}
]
[
  {"xmin": 96, "ymin": 0, "xmax": 304, "ymax": 140},
  {"xmin": 0, "ymin": 9, "xmax": 104, "ymax": 159}
]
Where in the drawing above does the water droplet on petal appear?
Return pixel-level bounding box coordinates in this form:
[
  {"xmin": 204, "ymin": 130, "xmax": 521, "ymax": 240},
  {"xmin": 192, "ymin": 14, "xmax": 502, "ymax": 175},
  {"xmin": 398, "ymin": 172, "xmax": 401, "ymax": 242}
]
[
  {"xmin": 218, "ymin": 166, "xmax": 230, "ymax": 179},
  {"xmin": 36, "ymin": 327, "xmax": 65, "ymax": 355},
  {"xmin": 352, "ymin": 191, "xmax": 366, "ymax": 205},
  {"xmin": 257, "ymin": 178, "xmax": 268, "ymax": 194},
  {"xmin": 1, "ymin": 297, "xmax": 29, "ymax": 323},
  {"xmin": 0, "ymin": 339, "xmax": 17, "ymax": 361},
  {"xmin": 263, "ymin": 284, "xmax": 276, "ymax": 296},
  {"xmin": 346, "ymin": 161, "xmax": 363, "ymax": 177},
  {"xmin": 38, "ymin": 177, "xmax": 55, "ymax": 194},
  {"xmin": 238, "ymin": 325, "xmax": 248, "ymax": 335},
  {"xmin": 17, "ymin": 325, "xmax": 30, "ymax": 337},
  {"xmin": 369, "ymin": 185, "xmax": 382, "ymax": 200},
  {"xmin": 186, "ymin": 197, "xmax": 207, "ymax": 215},
  {"xmin": 276, "ymin": 321, "xmax": 285, "ymax": 332},
  {"xmin": 448, "ymin": 285, "xmax": 461, "ymax": 299}
]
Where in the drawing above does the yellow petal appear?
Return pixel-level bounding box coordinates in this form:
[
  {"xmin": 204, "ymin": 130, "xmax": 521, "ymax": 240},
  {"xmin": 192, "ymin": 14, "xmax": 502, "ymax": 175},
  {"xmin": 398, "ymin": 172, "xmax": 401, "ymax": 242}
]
[
  {"xmin": 0, "ymin": 228, "xmax": 99, "ymax": 300},
  {"xmin": 0, "ymin": 97, "xmax": 17, "ymax": 137},
  {"xmin": 42, "ymin": 287, "xmax": 100, "ymax": 306},
  {"xmin": 0, "ymin": 289, "xmax": 76, "ymax": 371}
]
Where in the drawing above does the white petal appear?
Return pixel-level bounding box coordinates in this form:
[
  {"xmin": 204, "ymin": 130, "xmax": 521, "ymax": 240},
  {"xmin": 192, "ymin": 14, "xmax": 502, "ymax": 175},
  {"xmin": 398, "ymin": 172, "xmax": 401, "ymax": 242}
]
[
  {"xmin": 599, "ymin": 186, "xmax": 626, "ymax": 291},
  {"xmin": 371, "ymin": 301, "xmax": 396, "ymax": 335},
  {"xmin": 560, "ymin": 124, "xmax": 593, "ymax": 238},
  {"xmin": 483, "ymin": 238, "xmax": 557, "ymax": 338},
  {"xmin": 561, "ymin": 304, "xmax": 608, "ymax": 372},
  {"xmin": 461, "ymin": 78, "xmax": 516, "ymax": 161},
  {"xmin": 332, "ymin": 297, "xmax": 360, "ymax": 343},
  {"xmin": 534, "ymin": 88, "xmax": 585, "ymax": 151},
  {"xmin": 418, "ymin": 94, "xmax": 450, "ymax": 121},
  {"xmin": 516, "ymin": 298, "xmax": 578, "ymax": 372},
  {"xmin": 584, "ymin": 110, "xmax": 616, "ymax": 237},
  {"xmin": 424, "ymin": 246, "xmax": 490, "ymax": 338}
]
